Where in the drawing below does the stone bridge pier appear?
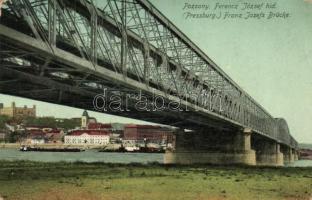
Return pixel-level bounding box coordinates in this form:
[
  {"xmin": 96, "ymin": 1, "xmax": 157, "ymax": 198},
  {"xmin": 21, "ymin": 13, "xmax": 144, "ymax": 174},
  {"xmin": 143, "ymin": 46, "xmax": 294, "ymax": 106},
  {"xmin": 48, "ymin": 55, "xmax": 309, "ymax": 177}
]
[
  {"xmin": 280, "ymin": 145, "xmax": 296, "ymax": 165},
  {"xmin": 164, "ymin": 128, "xmax": 293, "ymax": 166},
  {"xmin": 164, "ymin": 128, "xmax": 256, "ymax": 165},
  {"xmin": 253, "ymin": 138, "xmax": 284, "ymax": 166},
  {"xmin": 294, "ymin": 151, "xmax": 299, "ymax": 161}
]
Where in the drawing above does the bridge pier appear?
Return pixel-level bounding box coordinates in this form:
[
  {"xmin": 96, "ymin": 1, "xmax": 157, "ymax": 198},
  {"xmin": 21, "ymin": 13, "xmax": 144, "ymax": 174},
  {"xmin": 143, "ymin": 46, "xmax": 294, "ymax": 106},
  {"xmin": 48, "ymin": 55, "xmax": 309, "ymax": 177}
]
[
  {"xmin": 294, "ymin": 151, "xmax": 299, "ymax": 161},
  {"xmin": 164, "ymin": 128, "xmax": 256, "ymax": 165},
  {"xmin": 255, "ymin": 141, "xmax": 284, "ymax": 166},
  {"xmin": 281, "ymin": 146, "xmax": 295, "ymax": 165}
]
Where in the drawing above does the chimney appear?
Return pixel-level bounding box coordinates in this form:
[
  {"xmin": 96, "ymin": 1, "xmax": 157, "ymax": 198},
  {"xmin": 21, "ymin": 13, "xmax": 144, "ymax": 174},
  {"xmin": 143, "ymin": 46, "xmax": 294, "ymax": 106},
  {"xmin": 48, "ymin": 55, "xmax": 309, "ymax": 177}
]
[{"xmin": 11, "ymin": 102, "xmax": 15, "ymax": 108}]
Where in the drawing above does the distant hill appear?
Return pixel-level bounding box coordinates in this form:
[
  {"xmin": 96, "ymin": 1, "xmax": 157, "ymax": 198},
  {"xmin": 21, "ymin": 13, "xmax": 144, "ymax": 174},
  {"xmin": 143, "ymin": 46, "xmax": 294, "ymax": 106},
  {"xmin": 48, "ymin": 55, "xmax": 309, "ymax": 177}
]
[{"xmin": 299, "ymin": 143, "xmax": 312, "ymax": 150}]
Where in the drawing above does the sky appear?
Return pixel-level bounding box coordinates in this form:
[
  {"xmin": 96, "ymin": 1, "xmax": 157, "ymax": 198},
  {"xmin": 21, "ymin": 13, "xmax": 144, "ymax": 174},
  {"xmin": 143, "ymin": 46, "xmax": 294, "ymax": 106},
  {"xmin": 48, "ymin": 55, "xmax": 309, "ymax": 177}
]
[{"xmin": 0, "ymin": 0, "xmax": 311, "ymax": 143}]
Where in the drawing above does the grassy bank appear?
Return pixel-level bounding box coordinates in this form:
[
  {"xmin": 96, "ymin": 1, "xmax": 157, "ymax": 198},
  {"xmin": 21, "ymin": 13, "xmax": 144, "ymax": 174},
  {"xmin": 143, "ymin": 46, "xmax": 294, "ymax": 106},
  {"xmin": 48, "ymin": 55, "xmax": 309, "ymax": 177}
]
[{"xmin": 0, "ymin": 161, "xmax": 311, "ymax": 200}]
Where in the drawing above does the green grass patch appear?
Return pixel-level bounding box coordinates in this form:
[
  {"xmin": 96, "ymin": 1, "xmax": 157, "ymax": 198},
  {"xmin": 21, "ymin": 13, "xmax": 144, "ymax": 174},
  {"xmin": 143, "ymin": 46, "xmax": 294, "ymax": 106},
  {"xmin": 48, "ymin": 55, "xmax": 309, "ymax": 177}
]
[{"xmin": 0, "ymin": 161, "xmax": 311, "ymax": 200}]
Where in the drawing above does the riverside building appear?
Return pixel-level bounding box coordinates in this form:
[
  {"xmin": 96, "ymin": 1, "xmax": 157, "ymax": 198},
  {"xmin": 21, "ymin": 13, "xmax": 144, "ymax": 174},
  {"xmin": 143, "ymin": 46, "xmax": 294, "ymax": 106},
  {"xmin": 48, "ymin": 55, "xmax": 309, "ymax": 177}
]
[{"xmin": 64, "ymin": 130, "xmax": 110, "ymax": 145}]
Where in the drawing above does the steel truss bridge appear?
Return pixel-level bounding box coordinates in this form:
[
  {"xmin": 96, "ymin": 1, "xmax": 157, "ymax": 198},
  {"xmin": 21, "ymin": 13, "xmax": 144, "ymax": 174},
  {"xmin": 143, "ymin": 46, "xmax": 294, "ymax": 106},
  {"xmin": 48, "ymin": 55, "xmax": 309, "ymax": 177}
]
[{"xmin": 0, "ymin": 0, "xmax": 297, "ymax": 148}]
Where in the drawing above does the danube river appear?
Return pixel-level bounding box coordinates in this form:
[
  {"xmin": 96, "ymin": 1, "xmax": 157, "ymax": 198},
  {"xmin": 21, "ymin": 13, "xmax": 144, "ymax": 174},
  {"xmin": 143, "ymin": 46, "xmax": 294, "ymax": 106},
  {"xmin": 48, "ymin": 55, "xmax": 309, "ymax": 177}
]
[
  {"xmin": 0, "ymin": 148, "xmax": 163, "ymax": 163},
  {"xmin": 0, "ymin": 148, "xmax": 311, "ymax": 166}
]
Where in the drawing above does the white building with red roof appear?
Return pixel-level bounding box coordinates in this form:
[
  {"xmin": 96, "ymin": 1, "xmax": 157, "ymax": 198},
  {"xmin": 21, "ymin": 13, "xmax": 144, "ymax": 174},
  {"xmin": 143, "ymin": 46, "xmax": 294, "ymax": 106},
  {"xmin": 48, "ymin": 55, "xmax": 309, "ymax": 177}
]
[{"xmin": 64, "ymin": 130, "xmax": 110, "ymax": 145}]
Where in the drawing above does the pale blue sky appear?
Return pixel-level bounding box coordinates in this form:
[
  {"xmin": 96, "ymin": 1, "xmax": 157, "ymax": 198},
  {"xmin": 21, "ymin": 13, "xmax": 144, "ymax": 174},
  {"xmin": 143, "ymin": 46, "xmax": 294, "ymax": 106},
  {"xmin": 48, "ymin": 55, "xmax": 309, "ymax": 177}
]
[
  {"xmin": 0, "ymin": 0, "xmax": 311, "ymax": 142},
  {"xmin": 147, "ymin": 0, "xmax": 312, "ymax": 143}
]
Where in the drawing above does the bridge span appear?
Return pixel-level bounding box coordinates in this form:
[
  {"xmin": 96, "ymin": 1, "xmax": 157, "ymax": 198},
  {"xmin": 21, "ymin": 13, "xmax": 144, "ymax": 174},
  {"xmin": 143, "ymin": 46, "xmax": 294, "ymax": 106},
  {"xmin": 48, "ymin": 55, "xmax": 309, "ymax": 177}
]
[{"xmin": 0, "ymin": 0, "xmax": 298, "ymax": 165}]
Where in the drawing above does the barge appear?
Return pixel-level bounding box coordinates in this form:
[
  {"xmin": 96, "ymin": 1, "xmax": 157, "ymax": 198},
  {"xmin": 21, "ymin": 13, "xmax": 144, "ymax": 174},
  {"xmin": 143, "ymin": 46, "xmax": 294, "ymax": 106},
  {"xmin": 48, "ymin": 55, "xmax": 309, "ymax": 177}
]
[{"xmin": 20, "ymin": 146, "xmax": 84, "ymax": 152}]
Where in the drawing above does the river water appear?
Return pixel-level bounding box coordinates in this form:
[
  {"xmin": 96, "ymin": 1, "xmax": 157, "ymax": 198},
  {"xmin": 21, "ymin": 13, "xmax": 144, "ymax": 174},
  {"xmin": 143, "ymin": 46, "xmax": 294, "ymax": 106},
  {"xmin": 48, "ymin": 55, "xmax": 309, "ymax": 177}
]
[
  {"xmin": 0, "ymin": 148, "xmax": 311, "ymax": 167},
  {"xmin": 0, "ymin": 148, "xmax": 163, "ymax": 164}
]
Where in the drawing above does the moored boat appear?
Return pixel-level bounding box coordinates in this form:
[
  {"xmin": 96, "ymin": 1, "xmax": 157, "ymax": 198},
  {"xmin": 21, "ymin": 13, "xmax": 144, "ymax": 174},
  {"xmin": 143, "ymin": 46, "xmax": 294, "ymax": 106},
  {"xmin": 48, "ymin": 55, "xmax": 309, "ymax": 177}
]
[
  {"xmin": 98, "ymin": 146, "xmax": 165, "ymax": 153},
  {"xmin": 19, "ymin": 146, "xmax": 84, "ymax": 152}
]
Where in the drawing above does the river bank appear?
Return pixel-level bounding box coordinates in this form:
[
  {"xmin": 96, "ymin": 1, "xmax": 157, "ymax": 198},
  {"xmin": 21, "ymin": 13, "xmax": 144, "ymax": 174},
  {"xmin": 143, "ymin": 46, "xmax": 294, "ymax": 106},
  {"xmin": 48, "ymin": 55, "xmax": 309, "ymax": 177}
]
[{"xmin": 0, "ymin": 161, "xmax": 311, "ymax": 200}]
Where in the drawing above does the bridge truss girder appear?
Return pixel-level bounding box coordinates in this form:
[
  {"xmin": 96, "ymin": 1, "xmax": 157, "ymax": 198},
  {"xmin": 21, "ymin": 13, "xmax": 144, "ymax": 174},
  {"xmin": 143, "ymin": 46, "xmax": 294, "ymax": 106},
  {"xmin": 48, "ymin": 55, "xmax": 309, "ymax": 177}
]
[{"xmin": 0, "ymin": 0, "xmax": 298, "ymax": 148}]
